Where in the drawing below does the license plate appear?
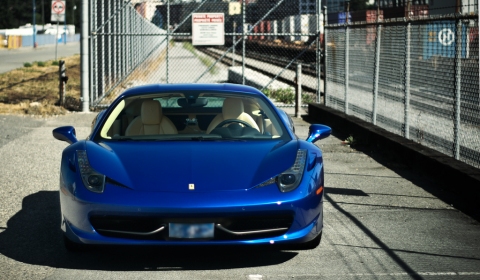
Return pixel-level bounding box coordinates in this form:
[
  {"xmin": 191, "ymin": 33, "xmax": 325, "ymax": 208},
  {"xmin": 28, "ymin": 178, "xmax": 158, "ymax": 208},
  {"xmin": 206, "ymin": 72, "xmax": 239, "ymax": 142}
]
[{"xmin": 169, "ymin": 223, "xmax": 214, "ymax": 239}]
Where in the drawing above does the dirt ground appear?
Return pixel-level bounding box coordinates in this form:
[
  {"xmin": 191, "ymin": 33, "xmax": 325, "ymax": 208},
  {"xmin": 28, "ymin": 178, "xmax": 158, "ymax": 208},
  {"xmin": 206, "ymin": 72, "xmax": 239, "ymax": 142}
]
[{"xmin": 0, "ymin": 55, "xmax": 81, "ymax": 116}]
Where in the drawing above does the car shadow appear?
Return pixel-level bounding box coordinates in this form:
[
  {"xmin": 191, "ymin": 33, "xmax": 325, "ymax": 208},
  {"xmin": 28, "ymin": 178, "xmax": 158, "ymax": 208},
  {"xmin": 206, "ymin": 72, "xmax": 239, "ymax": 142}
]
[{"xmin": 0, "ymin": 191, "xmax": 298, "ymax": 271}]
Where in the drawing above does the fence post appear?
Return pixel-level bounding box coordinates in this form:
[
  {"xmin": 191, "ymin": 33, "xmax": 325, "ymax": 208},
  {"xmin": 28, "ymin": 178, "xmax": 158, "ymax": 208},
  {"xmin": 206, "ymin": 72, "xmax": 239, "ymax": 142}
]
[
  {"xmin": 372, "ymin": 14, "xmax": 382, "ymax": 125},
  {"xmin": 232, "ymin": 21, "xmax": 236, "ymax": 67},
  {"xmin": 316, "ymin": 0, "xmax": 322, "ymax": 103},
  {"xmin": 107, "ymin": 0, "xmax": 112, "ymax": 89},
  {"xmin": 81, "ymin": 0, "xmax": 90, "ymax": 112},
  {"xmin": 167, "ymin": 0, "xmax": 170, "ymax": 84},
  {"xmin": 58, "ymin": 60, "xmax": 68, "ymax": 107},
  {"xmin": 404, "ymin": 22, "xmax": 411, "ymax": 139},
  {"xmin": 242, "ymin": 0, "xmax": 246, "ymax": 85},
  {"xmin": 454, "ymin": 17, "xmax": 463, "ymax": 160},
  {"xmin": 295, "ymin": 63, "xmax": 302, "ymax": 118},
  {"xmin": 323, "ymin": 6, "xmax": 328, "ymax": 106},
  {"xmin": 344, "ymin": 4, "xmax": 350, "ymax": 115}
]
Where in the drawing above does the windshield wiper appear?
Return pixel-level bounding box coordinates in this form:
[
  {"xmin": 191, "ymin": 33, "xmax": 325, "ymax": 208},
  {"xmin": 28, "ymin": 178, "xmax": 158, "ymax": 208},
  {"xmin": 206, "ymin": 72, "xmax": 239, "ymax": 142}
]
[
  {"xmin": 190, "ymin": 136, "xmax": 221, "ymax": 141},
  {"xmin": 111, "ymin": 137, "xmax": 137, "ymax": 141}
]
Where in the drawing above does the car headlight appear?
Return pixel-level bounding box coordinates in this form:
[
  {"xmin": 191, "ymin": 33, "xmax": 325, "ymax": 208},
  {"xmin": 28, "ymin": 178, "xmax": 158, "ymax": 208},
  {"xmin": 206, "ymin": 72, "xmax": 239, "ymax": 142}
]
[
  {"xmin": 277, "ymin": 149, "xmax": 307, "ymax": 192},
  {"xmin": 255, "ymin": 149, "xmax": 307, "ymax": 193},
  {"xmin": 77, "ymin": 150, "xmax": 105, "ymax": 193}
]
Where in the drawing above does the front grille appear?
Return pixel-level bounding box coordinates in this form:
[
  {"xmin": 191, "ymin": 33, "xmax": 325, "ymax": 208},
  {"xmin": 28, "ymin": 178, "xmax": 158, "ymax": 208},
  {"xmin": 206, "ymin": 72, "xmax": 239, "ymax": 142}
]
[{"xmin": 90, "ymin": 213, "xmax": 294, "ymax": 241}]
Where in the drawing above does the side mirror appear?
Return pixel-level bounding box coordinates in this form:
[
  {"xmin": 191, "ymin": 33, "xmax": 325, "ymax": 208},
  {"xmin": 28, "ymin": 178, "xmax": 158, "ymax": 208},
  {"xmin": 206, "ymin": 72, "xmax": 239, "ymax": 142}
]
[
  {"xmin": 306, "ymin": 124, "xmax": 331, "ymax": 143},
  {"xmin": 53, "ymin": 126, "xmax": 78, "ymax": 144}
]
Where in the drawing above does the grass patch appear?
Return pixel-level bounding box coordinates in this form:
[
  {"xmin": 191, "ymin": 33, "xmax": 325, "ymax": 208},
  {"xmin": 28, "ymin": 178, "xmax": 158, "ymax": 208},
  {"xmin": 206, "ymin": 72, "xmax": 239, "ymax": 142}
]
[
  {"xmin": 0, "ymin": 55, "xmax": 81, "ymax": 116},
  {"xmin": 182, "ymin": 42, "xmax": 218, "ymax": 75},
  {"xmin": 262, "ymin": 88, "xmax": 317, "ymax": 104}
]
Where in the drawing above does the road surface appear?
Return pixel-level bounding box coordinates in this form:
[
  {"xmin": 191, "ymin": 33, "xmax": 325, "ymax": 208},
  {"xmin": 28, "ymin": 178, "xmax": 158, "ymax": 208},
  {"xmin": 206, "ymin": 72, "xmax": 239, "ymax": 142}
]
[{"xmin": 0, "ymin": 42, "xmax": 80, "ymax": 73}]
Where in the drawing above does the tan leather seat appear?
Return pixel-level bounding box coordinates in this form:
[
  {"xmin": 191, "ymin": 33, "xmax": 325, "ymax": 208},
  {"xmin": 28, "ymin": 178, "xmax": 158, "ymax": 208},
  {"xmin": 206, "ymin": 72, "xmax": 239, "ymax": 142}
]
[
  {"xmin": 206, "ymin": 98, "xmax": 260, "ymax": 134},
  {"xmin": 243, "ymin": 101, "xmax": 279, "ymax": 137},
  {"xmin": 125, "ymin": 100, "xmax": 178, "ymax": 136}
]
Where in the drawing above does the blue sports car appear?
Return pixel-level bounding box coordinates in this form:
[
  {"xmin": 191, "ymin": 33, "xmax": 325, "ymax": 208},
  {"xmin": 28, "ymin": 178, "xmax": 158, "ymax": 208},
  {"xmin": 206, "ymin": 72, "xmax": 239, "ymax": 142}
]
[{"xmin": 53, "ymin": 83, "xmax": 331, "ymax": 251}]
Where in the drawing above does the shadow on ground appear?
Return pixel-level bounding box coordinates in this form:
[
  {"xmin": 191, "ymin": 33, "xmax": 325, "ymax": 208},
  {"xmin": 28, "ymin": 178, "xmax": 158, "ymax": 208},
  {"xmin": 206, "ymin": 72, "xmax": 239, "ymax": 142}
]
[
  {"xmin": 0, "ymin": 191, "xmax": 297, "ymax": 271},
  {"xmin": 303, "ymin": 114, "xmax": 480, "ymax": 222}
]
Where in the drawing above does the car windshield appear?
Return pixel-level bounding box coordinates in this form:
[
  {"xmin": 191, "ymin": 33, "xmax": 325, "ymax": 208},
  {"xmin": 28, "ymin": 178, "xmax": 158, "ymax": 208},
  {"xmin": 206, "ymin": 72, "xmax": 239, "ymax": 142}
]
[{"xmin": 96, "ymin": 92, "xmax": 288, "ymax": 141}]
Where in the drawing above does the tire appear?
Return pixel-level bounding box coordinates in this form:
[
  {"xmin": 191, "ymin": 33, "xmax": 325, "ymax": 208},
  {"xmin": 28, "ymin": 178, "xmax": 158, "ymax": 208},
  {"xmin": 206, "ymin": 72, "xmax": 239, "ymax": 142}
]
[
  {"xmin": 297, "ymin": 232, "xmax": 322, "ymax": 250},
  {"xmin": 63, "ymin": 235, "xmax": 88, "ymax": 252}
]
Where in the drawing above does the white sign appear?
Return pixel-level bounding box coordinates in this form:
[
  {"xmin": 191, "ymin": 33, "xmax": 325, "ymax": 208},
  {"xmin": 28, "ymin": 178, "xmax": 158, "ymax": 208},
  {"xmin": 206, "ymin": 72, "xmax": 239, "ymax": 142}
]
[
  {"xmin": 51, "ymin": 0, "xmax": 66, "ymax": 22},
  {"xmin": 438, "ymin": 28, "xmax": 455, "ymax": 46},
  {"xmin": 192, "ymin": 13, "xmax": 225, "ymax": 46}
]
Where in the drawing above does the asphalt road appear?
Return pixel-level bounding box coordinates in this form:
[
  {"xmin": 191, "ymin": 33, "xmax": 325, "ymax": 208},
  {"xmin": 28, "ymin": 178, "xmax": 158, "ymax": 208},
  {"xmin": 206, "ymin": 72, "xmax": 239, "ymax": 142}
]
[
  {"xmin": 0, "ymin": 42, "xmax": 80, "ymax": 73},
  {"xmin": 0, "ymin": 112, "xmax": 479, "ymax": 280}
]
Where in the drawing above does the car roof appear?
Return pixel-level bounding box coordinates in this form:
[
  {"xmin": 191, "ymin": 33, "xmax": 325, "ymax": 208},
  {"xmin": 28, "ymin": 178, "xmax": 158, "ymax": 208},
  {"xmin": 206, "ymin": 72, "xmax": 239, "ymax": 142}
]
[{"xmin": 119, "ymin": 83, "xmax": 263, "ymax": 99}]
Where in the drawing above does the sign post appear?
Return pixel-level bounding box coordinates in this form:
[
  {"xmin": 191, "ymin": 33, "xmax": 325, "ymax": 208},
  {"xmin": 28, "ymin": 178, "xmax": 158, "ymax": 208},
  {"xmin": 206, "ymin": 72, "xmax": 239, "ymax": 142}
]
[
  {"xmin": 192, "ymin": 13, "xmax": 225, "ymax": 46},
  {"xmin": 51, "ymin": 0, "xmax": 66, "ymax": 60}
]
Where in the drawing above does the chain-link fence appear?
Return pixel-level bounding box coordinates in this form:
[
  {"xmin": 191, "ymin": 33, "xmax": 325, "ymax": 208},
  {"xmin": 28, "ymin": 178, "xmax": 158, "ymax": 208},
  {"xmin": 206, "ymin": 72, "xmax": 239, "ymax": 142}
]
[
  {"xmin": 324, "ymin": 3, "xmax": 479, "ymax": 168},
  {"xmin": 88, "ymin": 0, "xmax": 323, "ymax": 108}
]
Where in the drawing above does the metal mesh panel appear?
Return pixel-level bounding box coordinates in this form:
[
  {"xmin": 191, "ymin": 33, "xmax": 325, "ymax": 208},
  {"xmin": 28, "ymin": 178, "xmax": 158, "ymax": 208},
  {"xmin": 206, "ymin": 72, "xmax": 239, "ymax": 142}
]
[
  {"xmin": 91, "ymin": 1, "xmax": 167, "ymax": 105},
  {"xmin": 409, "ymin": 21, "xmax": 456, "ymax": 156},
  {"xmin": 324, "ymin": 5, "xmax": 479, "ymax": 169},
  {"xmin": 89, "ymin": 0, "xmax": 323, "ymax": 109},
  {"xmin": 376, "ymin": 24, "xmax": 406, "ymax": 136},
  {"xmin": 347, "ymin": 26, "xmax": 375, "ymax": 122},
  {"xmin": 325, "ymin": 26, "xmax": 346, "ymax": 112},
  {"xmin": 459, "ymin": 19, "xmax": 480, "ymax": 167}
]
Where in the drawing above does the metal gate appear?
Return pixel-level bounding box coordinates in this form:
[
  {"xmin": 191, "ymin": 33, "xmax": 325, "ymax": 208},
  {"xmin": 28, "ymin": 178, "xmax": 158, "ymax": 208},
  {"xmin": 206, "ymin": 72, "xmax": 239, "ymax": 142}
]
[{"xmin": 87, "ymin": 0, "xmax": 323, "ymax": 108}]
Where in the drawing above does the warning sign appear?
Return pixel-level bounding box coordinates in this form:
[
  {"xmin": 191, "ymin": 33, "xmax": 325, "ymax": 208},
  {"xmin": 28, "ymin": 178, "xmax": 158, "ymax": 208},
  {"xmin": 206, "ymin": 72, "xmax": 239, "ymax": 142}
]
[
  {"xmin": 51, "ymin": 0, "xmax": 66, "ymax": 22},
  {"xmin": 192, "ymin": 13, "xmax": 225, "ymax": 46}
]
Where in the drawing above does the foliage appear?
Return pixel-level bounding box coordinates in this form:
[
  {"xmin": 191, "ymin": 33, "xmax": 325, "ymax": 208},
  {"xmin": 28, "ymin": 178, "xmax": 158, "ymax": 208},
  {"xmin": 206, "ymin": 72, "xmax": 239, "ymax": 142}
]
[
  {"xmin": 0, "ymin": 0, "xmax": 81, "ymax": 31},
  {"xmin": 262, "ymin": 88, "xmax": 295, "ymax": 104},
  {"xmin": 23, "ymin": 62, "xmax": 32, "ymax": 68},
  {"xmin": 36, "ymin": 61, "xmax": 46, "ymax": 67},
  {"xmin": 262, "ymin": 88, "xmax": 317, "ymax": 105},
  {"xmin": 343, "ymin": 135, "xmax": 356, "ymax": 146},
  {"xmin": 302, "ymin": 93, "xmax": 316, "ymax": 104}
]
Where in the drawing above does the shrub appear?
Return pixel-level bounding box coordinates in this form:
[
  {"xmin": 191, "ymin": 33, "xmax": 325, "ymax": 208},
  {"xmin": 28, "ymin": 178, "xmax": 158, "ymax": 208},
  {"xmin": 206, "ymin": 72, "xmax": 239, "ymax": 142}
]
[
  {"xmin": 302, "ymin": 93, "xmax": 316, "ymax": 104},
  {"xmin": 36, "ymin": 61, "xmax": 46, "ymax": 67},
  {"xmin": 51, "ymin": 61, "xmax": 59, "ymax": 66},
  {"xmin": 23, "ymin": 62, "xmax": 32, "ymax": 67},
  {"xmin": 261, "ymin": 89, "xmax": 271, "ymax": 97},
  {"xmin": 276, "ymin": 88, "xmax": 295, "ymax": 104}
]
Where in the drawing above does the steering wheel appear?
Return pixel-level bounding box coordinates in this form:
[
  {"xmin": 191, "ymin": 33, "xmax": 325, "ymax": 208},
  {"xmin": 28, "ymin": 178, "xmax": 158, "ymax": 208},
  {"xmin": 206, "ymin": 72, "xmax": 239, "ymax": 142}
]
[{"xmin": 214, "ymin": 119, "xmax": 252, "ymax": 130}]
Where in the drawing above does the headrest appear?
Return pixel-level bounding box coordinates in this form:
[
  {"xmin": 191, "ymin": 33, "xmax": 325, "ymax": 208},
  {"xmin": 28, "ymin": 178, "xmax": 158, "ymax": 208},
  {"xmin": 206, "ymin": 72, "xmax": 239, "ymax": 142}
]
[
  {"xmin": 125, "ymin": 100, "xmax": 142, "ymax": 116},
  {"xmin": 222, "ymin": 98, "xmax": 244, "ymax": 119},
  {"xmin": 141, "ymin": 100, "xmax": 162, "ymax": 125}
]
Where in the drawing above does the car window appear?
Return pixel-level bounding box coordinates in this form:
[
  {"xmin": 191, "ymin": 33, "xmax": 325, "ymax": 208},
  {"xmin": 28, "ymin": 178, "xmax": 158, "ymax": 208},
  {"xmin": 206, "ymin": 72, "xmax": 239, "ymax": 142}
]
[{"xmin": 97, "ymin": 92, "xmax": 288, "ymax": 141}]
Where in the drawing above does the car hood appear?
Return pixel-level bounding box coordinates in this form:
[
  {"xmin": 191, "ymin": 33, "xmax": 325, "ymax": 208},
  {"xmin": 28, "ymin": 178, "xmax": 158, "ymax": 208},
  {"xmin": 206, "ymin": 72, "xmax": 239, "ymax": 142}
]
[{"xmin": 86, "ymin": 140, "xmax": 298, "ymax": 192}]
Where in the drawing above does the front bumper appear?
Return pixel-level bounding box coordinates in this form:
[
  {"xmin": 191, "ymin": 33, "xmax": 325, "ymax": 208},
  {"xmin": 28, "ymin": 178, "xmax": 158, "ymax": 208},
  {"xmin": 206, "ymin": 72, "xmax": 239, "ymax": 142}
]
[{"xmin": 60, "ymin": 174, "xmax": 324, "ymax": 246}]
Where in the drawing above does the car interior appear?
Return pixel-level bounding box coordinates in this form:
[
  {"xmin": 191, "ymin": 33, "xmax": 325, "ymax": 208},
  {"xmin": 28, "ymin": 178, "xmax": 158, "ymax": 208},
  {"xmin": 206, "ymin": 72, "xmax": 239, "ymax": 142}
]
[{"xmin": 99, "ymin": 93, "xmax": 283, "ymax": 140}]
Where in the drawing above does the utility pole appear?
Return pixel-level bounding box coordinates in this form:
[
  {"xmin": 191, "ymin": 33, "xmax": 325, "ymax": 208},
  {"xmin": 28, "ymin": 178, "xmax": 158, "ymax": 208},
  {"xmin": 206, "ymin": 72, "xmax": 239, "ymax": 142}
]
[
  {"xmin": 33, "ymin": 0, "xmax": 37, "ymax": 48},
  {"xmin": 42, "ymin": 0, "xmax": 45, "ymax": 30}
]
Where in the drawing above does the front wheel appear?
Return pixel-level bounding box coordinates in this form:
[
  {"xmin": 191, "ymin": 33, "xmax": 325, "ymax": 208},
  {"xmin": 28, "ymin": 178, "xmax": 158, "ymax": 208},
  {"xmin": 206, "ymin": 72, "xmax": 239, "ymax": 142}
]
[
  {"xmin": 63, "ymin": 235, "xmax": 89, "ymax": 252},
  {"xmin": 297, "ymin": 232, "xmax": 322, "ymax": 250}
]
